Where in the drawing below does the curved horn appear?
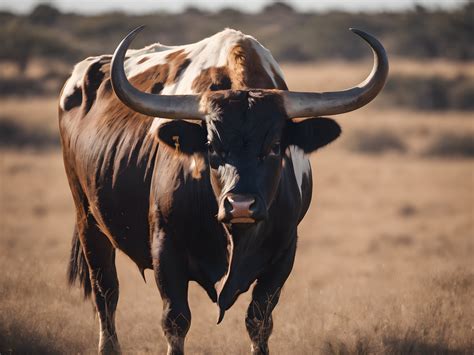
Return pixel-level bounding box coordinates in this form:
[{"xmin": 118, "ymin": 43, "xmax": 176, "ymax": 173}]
[
  {"xmin": 111, "ymin": 26, "xmax": 205, "ymax": 120},
  {"xmin": 282, "ymin": 28, "xmax": 389, "ymax": 118}
]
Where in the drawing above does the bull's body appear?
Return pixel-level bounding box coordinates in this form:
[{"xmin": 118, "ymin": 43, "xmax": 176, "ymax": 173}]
[
  {"xmin": 60, "ymin": 26, "xmax": 387, "ymax": 354},
  {"xmin": 60, "ymin": 29, "xmax": 311, "ymax": 354}
]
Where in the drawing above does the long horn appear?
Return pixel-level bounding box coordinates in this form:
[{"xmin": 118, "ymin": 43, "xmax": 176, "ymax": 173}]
[
  {"xmin": 110, "ymin": 26, "xmax": 205, "ymax": 120},
  {"xmin": 282, "ymin": 28, "xmax": 389, "ymax": 118}
]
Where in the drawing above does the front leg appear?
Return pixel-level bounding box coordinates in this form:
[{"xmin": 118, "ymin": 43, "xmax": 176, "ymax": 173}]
[
  {"xmin": 245, "ymin": 238, "xmax": 297, "ymax": 355},
  {"xmin": 152, "ymin": 228, "xmax": 191, "ymax": 355}
]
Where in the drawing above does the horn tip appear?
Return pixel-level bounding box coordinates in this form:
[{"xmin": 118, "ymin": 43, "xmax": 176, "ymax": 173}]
[
  {"xmin": 128, "ymin": 25, "xmax": 146, "ymax": 38},
  {"xmin": 216, "ymin": 307, "xmax": 225, "ymax": 324},
  {"xmin": 134, "ymin": 24, "xmax": 146, "ymax": 31},
  {"xmin": 349, "ymin": 27, "xmax": 364, "ymax": 36}
]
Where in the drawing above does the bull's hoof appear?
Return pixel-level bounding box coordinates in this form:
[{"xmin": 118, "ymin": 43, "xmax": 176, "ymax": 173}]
[
  {"xmin": 251, "ymin": 343, "xmax": 269, "ymax": 355},
  {"xmin": 167, "ymin": 346, "xmax": 184, "ymax": 355},
  {"xmin": 99, "ymin": 337, "xmax": 121, "ymax": 355},
  {"xmin": 166, "ymin": 336, "xmax": 185, "ymax": 355}
]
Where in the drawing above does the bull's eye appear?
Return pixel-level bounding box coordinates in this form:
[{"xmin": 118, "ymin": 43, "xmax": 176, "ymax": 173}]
[
  {"xmin": 269, "ymin": 142, "xmax": 281, "ymax": 156},
  {"xmin": 208, "ymin": 143, "xmax": 215, "ymax": 154},
  {"xmin": 208, "ymin": 142, "xmax": 227, "ymax": 167}
]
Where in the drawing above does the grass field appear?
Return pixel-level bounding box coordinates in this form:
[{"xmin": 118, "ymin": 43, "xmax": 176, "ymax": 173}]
[{"xmin": 0, "ymin": 60, "xmax": 473, "ymax": 354}]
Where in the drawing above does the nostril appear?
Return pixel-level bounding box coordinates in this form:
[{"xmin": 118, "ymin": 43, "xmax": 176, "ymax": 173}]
[
  {"xmin": 225, "ymin": 194, "xmax": 256, "ymax": 219},
  {"xmin": 223, "ymin": 197, "xmax": 233, "ymax": 213},
  {"xmin": 248, "ymin": 199, "xmax": 257, "ymax": 212}
]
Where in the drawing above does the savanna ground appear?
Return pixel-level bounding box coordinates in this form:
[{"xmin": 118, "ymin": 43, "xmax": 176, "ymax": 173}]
[{"xmin": 1, "ymin": 58, "xmax": 473, "ymax": 354}]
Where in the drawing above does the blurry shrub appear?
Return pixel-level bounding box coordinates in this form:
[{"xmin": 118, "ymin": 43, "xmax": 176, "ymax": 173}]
[
  {"xmin": 0, "ymin": 117, "xmax": 58, "ymax": 149},
  {"xmin": 0, "ymin": 19, "xmax": 81, "ymax": 73},
  {"xmin": 218, "ymin": 8, "xmax": 244, "ymax": 19},
  {"xmin": 276, "ymin": 44, "xmax": 312, "ymax": 62},
  {"xmin": 448, "ymin": 79, "xmax": 474, "ymax": 110},
  {"xmin": 28, "ymin": 3, "xmax": 61, "ymax": 26},
  {"xmin": 0, "ymin": 77, "xmax": 46, "ymax": 96},
  {"xmin": 382, "ymin": 75, "xmax": 474, "ymax": 111},
  {"xmin": 0, "ymin": 10, "xmax": 15, "ymax": 23},
  {"xmin": 423, "ymin": 133, "xmax": 474, "ymax": 158},
  {"xmin": 183, "ymin": 6, "xmax": 209, "ymax": 16},
  {"xmin": 73, "ymin": 13, "xmax": 131, "ymax": 38},
  {"xmin": 262, "ymin": 2, "xmax": 295, "ymax": 14},
  {"xmin": 398, "ymin": 203, "xmax": 418, "ymax": 217},
  {"xmin": 345, "ymin": 129, "xmax": 407, "ymax": 154},
  {"xmin": 391, "ymin": 3, "xmax": 474, "ymax": 60},
  {"xmin": 0, "ymin": 2, "xmax": 472, "ymax": 68},
  {"xmin": 0, "ymin": 70, "xmax": 68, "ymax": 97}
]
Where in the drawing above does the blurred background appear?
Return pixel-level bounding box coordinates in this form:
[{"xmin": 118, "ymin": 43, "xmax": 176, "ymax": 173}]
[{"xmin": 1, "ymin": 1, "xmax": 473, "ymax": 353}]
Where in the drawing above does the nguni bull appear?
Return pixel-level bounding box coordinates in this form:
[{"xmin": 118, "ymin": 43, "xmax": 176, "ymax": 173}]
[{"xmin": 59, "ymin": 26, "xmax": 388, "ymax": 354}]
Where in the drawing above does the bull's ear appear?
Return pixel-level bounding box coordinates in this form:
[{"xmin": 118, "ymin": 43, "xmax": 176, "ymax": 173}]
[
  {"xmin": 157, "ymin": 121, "xmax": 207, "ymax": 155},
  {"xmin": 284, "ymin": 117, "xmax": 341, "ymax": 153}
]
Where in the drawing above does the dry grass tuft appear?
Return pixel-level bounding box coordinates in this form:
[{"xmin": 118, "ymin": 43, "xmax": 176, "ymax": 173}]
[
  {"xmin": 344, "ymin": 129, "xmax": 407, "ymax": 155},
  {"xmin": 423, "ymin": 133, "xmax": 474, "ymax": 158},
  {"xmin": 0, "ymin": 116, "xmax": 58, "ymax": 149}
]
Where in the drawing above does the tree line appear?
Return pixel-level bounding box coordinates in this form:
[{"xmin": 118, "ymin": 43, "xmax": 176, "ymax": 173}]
[{"xmin": 0, "ymin": 2, "xmax": 472, "ymax": 73}]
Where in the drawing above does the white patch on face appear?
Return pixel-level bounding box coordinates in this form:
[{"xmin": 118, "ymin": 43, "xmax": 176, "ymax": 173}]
[{"xmin": 288, "ymin": 146, "xmax": 310, "ymax": 197}]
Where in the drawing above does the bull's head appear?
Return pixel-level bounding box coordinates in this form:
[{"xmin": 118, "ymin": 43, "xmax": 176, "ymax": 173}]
[{"xmin": 110, "ymin": 26, "xmax": 388, "ymax": 227}]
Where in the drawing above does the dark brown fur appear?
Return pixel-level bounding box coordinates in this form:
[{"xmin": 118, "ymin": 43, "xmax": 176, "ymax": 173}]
[
  {"xmin": 228, "ymin": 39, "xmax": 277, "ymax": 89},
  {"xmin": 62, "ymin": 86, "xmax": 83, "ymax": 111}
]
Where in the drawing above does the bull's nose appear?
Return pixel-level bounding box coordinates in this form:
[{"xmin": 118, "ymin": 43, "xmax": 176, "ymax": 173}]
[{"xmin": 224, "ymin": 193, "xmax": 257, "ymax": 224}]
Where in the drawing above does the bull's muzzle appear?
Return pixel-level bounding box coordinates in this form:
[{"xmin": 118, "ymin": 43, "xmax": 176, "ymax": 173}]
[{"xmin": 220, "ymin": 193, "xmax": 266, "ymax": 224}]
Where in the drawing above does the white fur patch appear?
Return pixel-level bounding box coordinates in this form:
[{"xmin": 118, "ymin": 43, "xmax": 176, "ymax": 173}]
[
  {"xmin": 288, "ymin": 146, "xmax": 310, "ymax": 197},
  {"xmin": 59, "ymin": 58, "xmax": 94, "ymax": 110}
]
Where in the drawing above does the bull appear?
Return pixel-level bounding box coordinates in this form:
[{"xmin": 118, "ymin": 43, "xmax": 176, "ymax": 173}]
[{"xmin": 59, "ymin": 26, "xmax": 388, "ymax": 354}]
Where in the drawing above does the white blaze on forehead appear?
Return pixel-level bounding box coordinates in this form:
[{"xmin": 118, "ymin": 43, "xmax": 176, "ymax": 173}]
[{"xmin": 288, "ymin": 146, "xmax": 310, "ymax": 197}]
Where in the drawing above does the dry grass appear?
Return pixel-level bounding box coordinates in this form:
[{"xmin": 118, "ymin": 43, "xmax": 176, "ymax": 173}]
[
  {"xmin": 1, "ymin": 60, "xmax": 473, "ymax": 353},
  {"xmin": 0, "ymin": 117, "xmax": 58, "ymax": 149},
  {"xmin": 343, "ymin": 129, "xmax": 407, "ymax": 155},
  {"xmin": 1, "ymin": 148, "xmax": 472, "ymax": 354},
  {"xmin": 0, "ymin": 97, "xmax": 59, "ymax": 134},
  {"xmin": 423, "ymin": 133, "xmax": 474, "ymax": 158}
]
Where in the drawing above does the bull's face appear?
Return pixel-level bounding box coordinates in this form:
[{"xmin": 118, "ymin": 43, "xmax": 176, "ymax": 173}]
[
  {"xmin": 206, "ymin": 91, "xmax": 285, "ymax": 225},
  {"xmin": 157, "ymin": 90, "xmax": 341, "ymax": 227}
]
